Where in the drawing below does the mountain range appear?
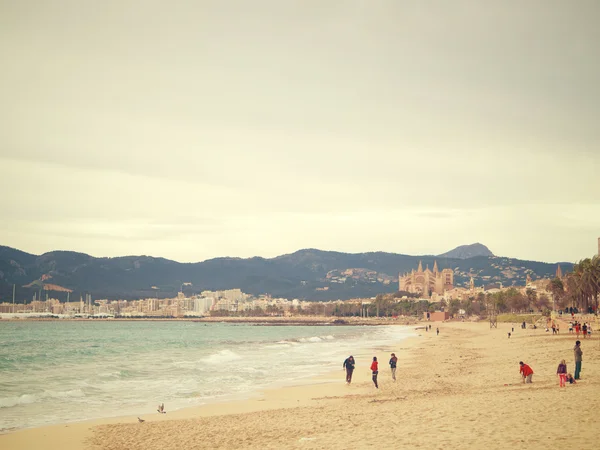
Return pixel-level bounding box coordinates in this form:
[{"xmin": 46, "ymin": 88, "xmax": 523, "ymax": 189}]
[{"xmin": 0, "ymin": 244, "xmax": 570, "ymax": 302}]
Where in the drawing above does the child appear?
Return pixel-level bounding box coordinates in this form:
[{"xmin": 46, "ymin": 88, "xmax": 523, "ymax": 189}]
[
  {"xmin": 556, "ymin": 360, "xmax": 567, "ymax": 387},
  {"xmin": 566, "ymin": 373, "xmax": 576, "ymax": 384}
]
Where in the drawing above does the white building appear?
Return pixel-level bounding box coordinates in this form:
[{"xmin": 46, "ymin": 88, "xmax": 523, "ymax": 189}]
[{"xmin": 193, "ymin": 296, "xmax": 215, "ymax": 315}]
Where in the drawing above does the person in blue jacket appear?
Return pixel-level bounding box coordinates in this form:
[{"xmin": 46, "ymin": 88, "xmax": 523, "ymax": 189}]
[{"xmin": 343, "ymin": 355, "xmax": 355, "ymax": 384}]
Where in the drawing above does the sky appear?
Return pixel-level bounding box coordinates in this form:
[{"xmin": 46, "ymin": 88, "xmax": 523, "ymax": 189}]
[{"xmin": 1, "ymin": 1, "xmax": 599, "ymax": 264}]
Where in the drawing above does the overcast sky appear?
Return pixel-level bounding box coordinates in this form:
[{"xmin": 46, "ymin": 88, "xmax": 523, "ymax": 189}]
[{"xmin": 1, "ymin": 1, "xmax": 599, "ymax": 264}]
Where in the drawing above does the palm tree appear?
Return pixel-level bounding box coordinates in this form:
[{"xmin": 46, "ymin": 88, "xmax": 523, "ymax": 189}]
[
  {"xmin": 374, "ymin": 294, "xmax": 394, "ymax": 317},
  {"xmin": 564, "ymin": 272, "xmax": 579, "ymax": 310},
  {"xmin": 595, "ymin": 255, "xmax": 600, "ymax": 309},
  {"xmin": 579, "ymin": 259, "xmax": 598, "ymax": 311},
  {"xmin": 536, "ymin": 293, "xmax": 551, "ymax": 311},
  {"xmin": 567, "ymin": 256, "xmax": 600, "ymax": 313},
  {"xmin": 589, "ymin": 255, "xmax": 600, "ymax": 311},
  {"xmin": 525, "ymin": 288, "xmax": 537, "ymax": 310},
  {"xmin": 549, "ymin": 278, "xmax": 565, "ymax": 310}
]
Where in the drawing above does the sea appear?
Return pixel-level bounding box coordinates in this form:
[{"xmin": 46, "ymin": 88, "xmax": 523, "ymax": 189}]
[{"xmin": 0, "ymin": 320, "xmax": 414, "ymax": 432}]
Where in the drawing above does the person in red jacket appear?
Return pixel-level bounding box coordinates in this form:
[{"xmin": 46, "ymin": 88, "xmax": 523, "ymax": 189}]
[
  {"xmin": 370, "ymin": 356, "xmax": 379, "ymax": 388},
  {"xmin": 519, "ymin": 361, "xmax": 534, "ymax": 383}
]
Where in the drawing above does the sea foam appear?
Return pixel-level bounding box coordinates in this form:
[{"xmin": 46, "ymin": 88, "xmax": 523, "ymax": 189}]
[
  {"xmin": 0, "ymin": 389, "xmax": 85, "ymax": 409},
  {"xmin": 200, "ymin": 349, "xmax": 242, "ymax": 364}
]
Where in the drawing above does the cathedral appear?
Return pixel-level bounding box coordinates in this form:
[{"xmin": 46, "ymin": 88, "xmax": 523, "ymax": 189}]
[{"xmin": 399, "ymin": 261, "xmax": 454, "ymax": 297}]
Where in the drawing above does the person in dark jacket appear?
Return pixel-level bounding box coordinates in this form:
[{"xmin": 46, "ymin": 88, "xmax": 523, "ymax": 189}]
[
  {"xmin": 389, "ymin": 353, "xmax": 398, "ymax": 381},
  {"xmin": 574, "ymin": 341, "xmax": 583, "ymax": 379},
  {"xmin": 556, "ymin": 359, "xmax": 567, "ymax": 387},
  {"xmin": 343, "ymin": 356, "xmax": 355, "ymax": 384}
]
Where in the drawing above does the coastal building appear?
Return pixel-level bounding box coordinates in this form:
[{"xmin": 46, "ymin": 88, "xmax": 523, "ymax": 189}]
[
  {"xmin": 424, "ymin": 311, "xmax": 450, "ymax": 322},
  {"xmin": 193, "ymin": 296, "xmax": 215, "ymax": 315},
  {"xmin": 399, "ymin": 261, "xmax": 454, "ymax": 297},
  {"xmin": 0, "ymin": 302, "xmax": 15, "ymax": 313},
  {"xmin": 442, "ymin": 286, "xmax": 479, "ymax": 301}
]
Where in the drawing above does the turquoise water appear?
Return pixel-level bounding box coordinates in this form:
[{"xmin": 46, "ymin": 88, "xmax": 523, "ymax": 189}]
[{"xmin": 0, "ymin": 321, "xmax": 413, "ymax": 431}]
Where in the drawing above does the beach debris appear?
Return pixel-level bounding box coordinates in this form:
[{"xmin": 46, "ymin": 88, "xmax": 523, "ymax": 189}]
[
  {"xmin": 299, "ymin": 437, "xmax": 316, "ymax": 442},
  {"xmin": 137, "ymin": 417, "xmax": 145, "ymax": 423},
  {"xmin": 157, "ymin": 403, "xmax": 166, "ymax": 414}
]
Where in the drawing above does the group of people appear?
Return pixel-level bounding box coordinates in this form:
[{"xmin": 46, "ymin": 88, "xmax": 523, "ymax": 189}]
[
  {"xmin": 519, "ymin": 340, "xmax": 584, "ymax": 385},
  {"xmin": 569, "ymin": 321, "xmax": 592, "ymax": 338},
  {"xmin": 342, "ymin": 326, "xmax": 443, "ymax": 388},
  {"xmin": 343, "ymin": 353, "xmax": 399, "ymax": 389},
  {"xmin": 423, "ymin": 324, "xmax": 440, "ymax": 335}
]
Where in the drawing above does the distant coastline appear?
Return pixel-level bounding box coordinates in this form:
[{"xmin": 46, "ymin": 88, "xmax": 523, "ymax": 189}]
[{"xmin": 0, "ymin": 315, "xmax": 418, "ymax": 326}]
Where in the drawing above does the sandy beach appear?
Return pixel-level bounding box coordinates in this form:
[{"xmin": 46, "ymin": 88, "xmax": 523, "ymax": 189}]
[{"xmin": 1, "ymin": 319, "xmax": 598, "ymax": 450}]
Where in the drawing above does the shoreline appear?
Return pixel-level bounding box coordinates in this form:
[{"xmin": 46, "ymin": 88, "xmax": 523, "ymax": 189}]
[
  {"xmin": 0, "ymin": 325, "xmax": 423, "ymax": 449},
  {"xmin": 0, "ymin": 322, "xmax": 418, "ymax": 436},
  {"xmin": 2, "ymin": 321, "xmax": 599, "ymax": 449},
  {"xmin": 0, "ymin": 315, "xmax": 419, "ymax": 326}
]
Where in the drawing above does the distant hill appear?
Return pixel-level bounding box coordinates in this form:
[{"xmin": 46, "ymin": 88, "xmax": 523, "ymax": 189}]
[
  {"xmin": 438, "ymin": 243, "xmax": 494, "ymax": 259},
  {"xmin": 0, "ymin": 245, "xmax": 570, "ymax": 302}
]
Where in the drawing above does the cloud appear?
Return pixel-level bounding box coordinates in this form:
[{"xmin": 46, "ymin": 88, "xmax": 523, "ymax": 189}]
[
  {"xmin": 415, "ymin": 211, "xmax": 460, "ymax": 219},
  {"xmin": 1, "ymin": 1, "xmax": 599, "ymax": 263}
]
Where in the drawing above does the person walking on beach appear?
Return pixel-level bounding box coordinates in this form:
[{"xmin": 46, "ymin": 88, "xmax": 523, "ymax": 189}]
[
  {"xmin": 582, "ymin": 323, "xmax": 588, "ymax": 339},
  {"xmin": 370, "ymin": 357, "xmax": 379, "ymax": 388},
  {"xmin": 343, "ymin": 356, "xmax": 356, "ymax": 384},
  {"xmin": 574, "ymin": 341, "xmax": 583, "ymax": 380},
  {"xmin": 389, "ymin": 353, "xmax": 398, "ymax": 381},
  {"xmin": 556, "ymin": 359, "xmax": 567, "ymax": 387},
  {"xmin": 436, "ymin": 328, "xmax": 439, "ymax": 336},
  {"xmin": 519, "ymin": 361, "xmax": 534, "ymax": 383}
]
